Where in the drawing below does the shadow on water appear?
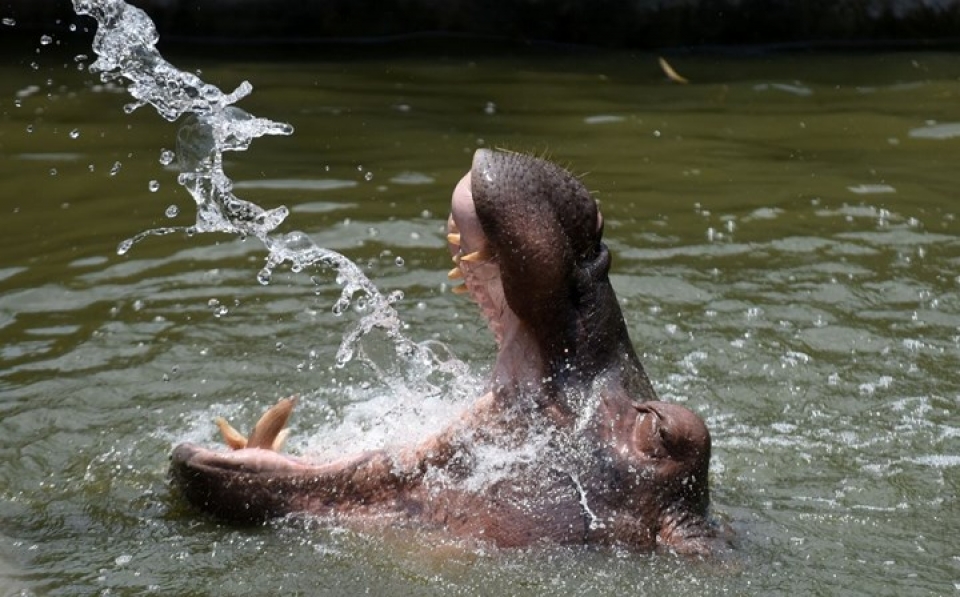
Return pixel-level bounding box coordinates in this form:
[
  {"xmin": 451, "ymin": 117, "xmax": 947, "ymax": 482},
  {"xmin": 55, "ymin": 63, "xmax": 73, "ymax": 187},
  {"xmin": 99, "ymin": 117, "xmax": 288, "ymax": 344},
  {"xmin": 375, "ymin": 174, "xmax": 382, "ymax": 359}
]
[{"xmin": 0, "ymin": 5, "xmax": 959, "ymax": 596}]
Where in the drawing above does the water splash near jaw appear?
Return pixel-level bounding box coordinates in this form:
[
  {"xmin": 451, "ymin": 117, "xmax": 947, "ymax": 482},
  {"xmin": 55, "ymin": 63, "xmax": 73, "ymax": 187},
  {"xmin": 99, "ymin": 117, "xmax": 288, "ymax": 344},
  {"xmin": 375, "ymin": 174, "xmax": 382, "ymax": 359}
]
[{"xmin": 71, "ymin": 0, "xmax": 465, "ymax": 380}]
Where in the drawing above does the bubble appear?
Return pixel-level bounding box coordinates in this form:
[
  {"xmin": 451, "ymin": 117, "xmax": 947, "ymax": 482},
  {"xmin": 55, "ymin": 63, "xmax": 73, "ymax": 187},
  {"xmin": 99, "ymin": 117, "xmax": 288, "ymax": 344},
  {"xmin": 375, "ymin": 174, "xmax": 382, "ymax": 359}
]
[
  {"xmin": 484, "ymin": 101, "xmax": 497, "ymax": 115},
  {"xmin": 165, "ymin": 204, "xmax": 179, "ymax": 218},
  {"xmin": 69, "ymin": 128, "xmax": 80, "ymax": 139},
  {"xmin": 148, "ymin": 180, "xmax": 160, "ymax": 192},
  {"xmin": 395, "ymin": 256, "xmax": 405, "ymax": 267},
  {"xmin": 158, "ymin": 149, "xmax": 175, "ymax": 165},
  {"xmin": 364, "ymin": 171, "xmax": 374, "ymax": 181},
  {"xmin": 49, "ymin": 168, "xmax": 57, "ymax": 176},
  {"xmin": 2, "ymin": 18, "xmax": 16, "ymax": 26},
  {"xmin": 109, "ymin": 161, "xmax": 122, "ymax": 176},
  {"xmin": 39, "ymin": 35, "xmax": 53, "ymax": 46}
]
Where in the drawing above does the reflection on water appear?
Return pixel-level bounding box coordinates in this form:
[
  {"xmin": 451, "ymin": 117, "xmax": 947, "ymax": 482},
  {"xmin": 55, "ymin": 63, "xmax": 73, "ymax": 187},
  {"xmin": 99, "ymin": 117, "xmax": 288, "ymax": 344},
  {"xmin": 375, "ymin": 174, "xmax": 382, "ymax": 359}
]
[{"xmin": 1, "ymin": 30, "xmax": 959, "ymax": 597}]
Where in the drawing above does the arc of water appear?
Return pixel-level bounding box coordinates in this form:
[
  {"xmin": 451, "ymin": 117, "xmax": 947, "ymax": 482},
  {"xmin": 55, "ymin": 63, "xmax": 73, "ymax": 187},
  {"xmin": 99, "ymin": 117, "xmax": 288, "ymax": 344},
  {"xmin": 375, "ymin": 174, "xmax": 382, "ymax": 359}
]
[{"xmin": 71, "ymin": 0, "xmax": 465, "ymax": 380}]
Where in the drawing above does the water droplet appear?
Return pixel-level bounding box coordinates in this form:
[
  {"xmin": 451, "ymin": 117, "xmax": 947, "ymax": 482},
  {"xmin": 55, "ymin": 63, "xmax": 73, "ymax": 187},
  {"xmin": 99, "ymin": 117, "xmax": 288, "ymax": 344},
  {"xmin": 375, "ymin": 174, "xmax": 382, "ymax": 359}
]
[
  {"xmin": 164, "ymin": 204, "xmax": 178, "ymax": 217},
  {"xmin": 25, "ymin": 124, "xmax": 33, "ymax": 133},
  {"xmin": 275, "ymin": 342, "xmax": 284, "ymax": 351},
  {"xmin": 39, "ymin": 35, "xmax": 53, "ymax": 46},
  {"xmin": 332, "ymin": 298, "xmax": 350, "ymax": 316},
  {"xmin": 133, "ymin": 299, "xmax": 144, "ymax": 311},
  {"xmin": 69, "ymin": 23, "xmax": 77, "ymax": 32},
  {"xmin": 158, "ymin": 149, "xmax": 175, "ymax": 165},
  {"xmin": 148, "ymin": 179, "xmax": 160, "ymax": 192},
  {"xmin": 13, "ymin": 99, "xmax": 21, "ymax": 108},
  {"xmin": 364, "ymin": 171, "xmax": 374, "ymax": 182},
  {"xmin": 395, "ymin": 256, "xmax": 405, "ymax": 267},
  {"xmin": 2, "ymin": 18, "xmax": 16, "ymax": 26},
  {"xmin": 69, "ymin": 128, "xmax": 80, "ymax": 139},
  {"xmin": 109, "ymin": 161, "xmax": 122, "ymax": 176},
  {"xmin": 29, "ymin": 62, "xmax": 38, "ymax": 71},
  {"xmin": 483, "ymin": 101, "xmax": 497, "ymax": 115},
  {"xmin": 73, "ymin": 53, "xmax": 88, "ymax": 62}
]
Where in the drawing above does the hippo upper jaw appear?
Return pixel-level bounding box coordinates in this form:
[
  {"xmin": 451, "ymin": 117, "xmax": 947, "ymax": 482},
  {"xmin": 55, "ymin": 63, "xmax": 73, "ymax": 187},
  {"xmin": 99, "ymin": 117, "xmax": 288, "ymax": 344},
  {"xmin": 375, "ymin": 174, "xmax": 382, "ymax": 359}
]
[{"xmin": 451, "ymin": 149, "xmax": 659, "ymax": 407}]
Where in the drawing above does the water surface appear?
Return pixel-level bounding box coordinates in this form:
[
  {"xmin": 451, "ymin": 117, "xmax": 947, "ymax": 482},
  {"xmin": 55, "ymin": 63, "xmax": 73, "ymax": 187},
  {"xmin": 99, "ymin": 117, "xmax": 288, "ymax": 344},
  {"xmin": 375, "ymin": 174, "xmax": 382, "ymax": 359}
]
[{"xmin": 1, "ymin": 39, "xmax": 959, "ymax": 596}]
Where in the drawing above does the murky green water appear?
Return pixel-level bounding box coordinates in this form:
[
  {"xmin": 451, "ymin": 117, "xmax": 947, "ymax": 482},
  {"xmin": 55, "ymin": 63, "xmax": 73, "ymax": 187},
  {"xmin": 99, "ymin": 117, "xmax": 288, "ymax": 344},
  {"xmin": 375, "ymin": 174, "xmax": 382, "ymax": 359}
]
[{"xmin": 1, "ymin": 35, "xmax": 959, "ymax": 595}]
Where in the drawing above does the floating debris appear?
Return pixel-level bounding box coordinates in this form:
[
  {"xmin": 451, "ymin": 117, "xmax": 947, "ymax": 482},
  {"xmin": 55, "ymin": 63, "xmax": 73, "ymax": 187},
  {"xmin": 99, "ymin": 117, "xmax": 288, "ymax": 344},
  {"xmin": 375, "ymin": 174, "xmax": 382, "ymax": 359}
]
[{"xmin": 658, "ymin": 56, "xmax": 689, "ymax": 84}]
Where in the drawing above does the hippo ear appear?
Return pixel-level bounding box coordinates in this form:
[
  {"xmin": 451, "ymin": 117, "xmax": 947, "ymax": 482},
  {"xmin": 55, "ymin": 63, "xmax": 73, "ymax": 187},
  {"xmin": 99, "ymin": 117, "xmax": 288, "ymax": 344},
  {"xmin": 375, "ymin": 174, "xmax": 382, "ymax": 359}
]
[{"xmin": 470, "ymin": 150, "xmax": 601, "ymax": 329}]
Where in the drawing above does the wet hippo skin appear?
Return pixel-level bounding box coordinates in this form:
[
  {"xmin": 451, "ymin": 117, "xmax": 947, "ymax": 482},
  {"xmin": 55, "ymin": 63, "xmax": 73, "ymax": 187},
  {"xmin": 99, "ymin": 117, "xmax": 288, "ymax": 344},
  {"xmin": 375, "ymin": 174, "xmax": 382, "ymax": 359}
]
[{"xmin": 171, "ymin": 149, "xmax": 730, "ymax": 556}]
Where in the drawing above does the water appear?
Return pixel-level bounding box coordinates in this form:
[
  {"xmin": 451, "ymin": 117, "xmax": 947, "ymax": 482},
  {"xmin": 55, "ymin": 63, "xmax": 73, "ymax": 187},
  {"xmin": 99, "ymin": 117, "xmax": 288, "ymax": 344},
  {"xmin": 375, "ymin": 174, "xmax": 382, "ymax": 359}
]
[{"xmin": 1, "ymin": 17, "xmax": 959, "ymax": 597}]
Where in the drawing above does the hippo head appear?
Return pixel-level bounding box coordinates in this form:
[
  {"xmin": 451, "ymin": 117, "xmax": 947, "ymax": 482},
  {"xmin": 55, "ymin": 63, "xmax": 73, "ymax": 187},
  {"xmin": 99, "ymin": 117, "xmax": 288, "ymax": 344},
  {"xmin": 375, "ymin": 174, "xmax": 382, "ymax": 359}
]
[
  {"xmin": 170, "ymin": 150, "xmax": 725, "ymax": 555},
  {"xmin": 447, "ymin": 149, "xmax": 657, "ymax": 409}
]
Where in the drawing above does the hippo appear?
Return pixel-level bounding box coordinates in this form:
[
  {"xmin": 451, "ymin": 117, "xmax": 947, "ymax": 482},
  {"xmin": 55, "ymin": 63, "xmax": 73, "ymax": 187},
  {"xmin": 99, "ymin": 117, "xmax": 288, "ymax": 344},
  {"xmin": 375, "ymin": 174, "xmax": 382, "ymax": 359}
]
[{"xmin": 171, "ymin": 149, "xmax": 729, "ymax": 556}]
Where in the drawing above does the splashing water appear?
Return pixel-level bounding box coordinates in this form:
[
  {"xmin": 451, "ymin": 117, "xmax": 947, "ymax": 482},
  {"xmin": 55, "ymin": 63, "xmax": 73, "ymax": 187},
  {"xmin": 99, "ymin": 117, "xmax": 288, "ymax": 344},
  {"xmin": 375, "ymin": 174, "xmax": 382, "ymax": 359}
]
[{"xmin": 71, "ymin": 0, "xmax": 465, "ymax": 380}]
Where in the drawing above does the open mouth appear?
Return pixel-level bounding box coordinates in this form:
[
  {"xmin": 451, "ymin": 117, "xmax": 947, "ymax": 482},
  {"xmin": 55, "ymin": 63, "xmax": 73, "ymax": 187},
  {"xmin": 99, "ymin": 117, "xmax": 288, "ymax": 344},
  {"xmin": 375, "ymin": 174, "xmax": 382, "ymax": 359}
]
[{"xmin": 446, "ymin": 171, "xmax": 508, "ymax": 347}]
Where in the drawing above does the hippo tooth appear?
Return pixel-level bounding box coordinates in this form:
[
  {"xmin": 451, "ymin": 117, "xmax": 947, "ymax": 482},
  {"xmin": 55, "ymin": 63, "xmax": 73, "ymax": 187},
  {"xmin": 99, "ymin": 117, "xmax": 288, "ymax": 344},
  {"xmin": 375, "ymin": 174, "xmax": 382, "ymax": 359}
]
[
  {"xmin": 451, "ymin": 284, "xmax": 470, "ymax": 294},
  {"xmin": 271, "ymin": 428, "xmax": 290, "ymax": 452},
  {"xmin": 246, "ymin": 396, "xmax": 297, "ymax": 451},
  {"xmin": 214, "ymin": 417, "xmax": 248, "ymax": 450},
  {"xmin": 446, "ymin": 232, "xmax": 461, "ymax": 245},
  {"xmin": 447, "ymin": 266, "xmax": 464, "ymax": 280},
  {"xmin": 459, "ymin": 249, "xmax": 490, "ymax": 263}
]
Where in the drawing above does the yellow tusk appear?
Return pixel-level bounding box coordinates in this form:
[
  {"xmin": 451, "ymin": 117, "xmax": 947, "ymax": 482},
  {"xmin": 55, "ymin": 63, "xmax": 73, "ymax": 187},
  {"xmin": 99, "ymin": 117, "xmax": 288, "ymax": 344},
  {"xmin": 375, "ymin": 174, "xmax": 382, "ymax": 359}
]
[
  {"xmin": 447, "ymin": 266, "xmax": 464, "ymax": 280},
  {"xmin": 451, "ymin": 284, "xmax": 470, "ymax": 294},
  {"xmin": 446, "ymin": 232, "xmax": 461, "ymax": 245},
  {"xmin": 215, "ymin": 417, "xmax": 248, "ymax": 450},
  {"xmin": 449, "ymin": 219, "xmax": 459, "ymax": 234},
  {"xmin": 246, "ymin": 396, "xmax": 297, "ymax": 451},
  {"xmin": 460, "ymin": 249, "xmax": 489, "ymax": 263}
]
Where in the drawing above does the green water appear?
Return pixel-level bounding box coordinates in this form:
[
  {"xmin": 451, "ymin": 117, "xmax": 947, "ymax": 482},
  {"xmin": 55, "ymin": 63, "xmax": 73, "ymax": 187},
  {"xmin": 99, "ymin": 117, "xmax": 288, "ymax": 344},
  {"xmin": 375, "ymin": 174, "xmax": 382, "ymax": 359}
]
[{"xmin": 1, "ymin": 36, "xmax": 959, "ymax": 595}]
